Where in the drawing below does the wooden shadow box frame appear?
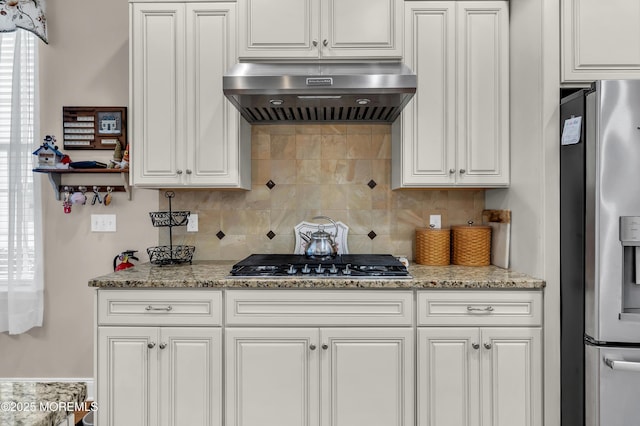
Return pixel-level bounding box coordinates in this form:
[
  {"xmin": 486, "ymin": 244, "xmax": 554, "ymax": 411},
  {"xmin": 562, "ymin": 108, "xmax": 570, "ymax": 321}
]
[{"xmin": 63, "ymin": 106, "xmax": 127, "ymax": 150}]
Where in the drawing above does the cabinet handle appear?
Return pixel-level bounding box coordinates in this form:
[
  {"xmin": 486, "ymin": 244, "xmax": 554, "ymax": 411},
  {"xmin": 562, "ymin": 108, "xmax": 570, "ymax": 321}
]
[
  {"xmin": 466, "ymin": 306, "xmax": 494, "ymax": 313},
  {"xmin": 459, "ymin": 169, "xmax": 466, "ymax": 174},
  {"xmin": 145, "ymin": 305, "xmax": 173, "ymax": 312},
  {"xmin": 159, "ymin": 343, "xmax": 167, "ymax": 350},
  {"xmin": 472, "ymin": 343, "xmax": 480, "ymax": 350},
  {"xmin": 147, "ymin": 342, "xmax": 156, "ymax": 349},
  {"xmin": 484, "ymin": 343, "xmax": 492, "ymax": 349},
  {"xmin": 177, "ymin": 170, "xmax": 183, "ymax": 175},
  {"xmin": 322, "ymin": 344, "xmax": 328, "ymax": 350},
  {"xmin": 322, "ymin": 39, "xmax": 328, "ymax": 47},
  {"xmin": 312, "ymin": 39, "xmax": 318, "ymax": 47},
  {"xmin": 186, "ymin": 169, "xmax": 192, "ymax": 175},
  {"xmin": 310, "ymin": 344, "xmax": 317, "ymax": 350},
  {"xmin": 449, "ymin": 169, "xmax": 456, "ymax": 174}
]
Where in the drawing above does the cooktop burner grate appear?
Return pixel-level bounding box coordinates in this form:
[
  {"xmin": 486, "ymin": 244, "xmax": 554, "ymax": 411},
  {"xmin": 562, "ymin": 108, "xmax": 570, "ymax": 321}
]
[{"xmin": 229, "ymin": 254, "xmax": 410, "ymax": 278}]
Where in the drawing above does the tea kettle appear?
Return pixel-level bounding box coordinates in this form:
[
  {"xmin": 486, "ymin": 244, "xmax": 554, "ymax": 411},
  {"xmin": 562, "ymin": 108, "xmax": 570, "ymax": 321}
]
[{"xmin": 299, "ymin": 216, "xmax": 338, "ymax": 260}]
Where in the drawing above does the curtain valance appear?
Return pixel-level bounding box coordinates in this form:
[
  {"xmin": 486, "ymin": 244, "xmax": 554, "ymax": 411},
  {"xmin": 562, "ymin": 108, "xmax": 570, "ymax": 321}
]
[{"xmin": 0, "ymin": 0, "xmax": 46, "ymax": 43}]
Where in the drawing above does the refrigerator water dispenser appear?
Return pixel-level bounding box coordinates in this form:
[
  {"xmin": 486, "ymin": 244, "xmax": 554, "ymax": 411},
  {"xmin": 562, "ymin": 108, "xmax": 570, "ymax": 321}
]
[{"xmin": 620, "ymin": 217, "xmax": 640, "ymax": 314}]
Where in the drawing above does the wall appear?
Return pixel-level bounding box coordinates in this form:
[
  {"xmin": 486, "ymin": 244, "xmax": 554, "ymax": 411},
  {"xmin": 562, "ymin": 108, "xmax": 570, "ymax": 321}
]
[
  {"xmin": 486, "ymin": 0, "xmax": 561, "ymax": 424},
  {"xmin": 165, "ymin": 124, "xmax": 484, "ymax": 261},
  {"xmin": 0, "ymin": 0, "xmax": 158, "ymax": 378}
]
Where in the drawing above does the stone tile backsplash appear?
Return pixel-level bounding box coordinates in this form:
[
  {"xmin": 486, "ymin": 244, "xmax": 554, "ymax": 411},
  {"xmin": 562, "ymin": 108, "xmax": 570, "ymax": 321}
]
[{"xmin": 160, "ymin": 124, "xmax": 484, "ymax": 261}]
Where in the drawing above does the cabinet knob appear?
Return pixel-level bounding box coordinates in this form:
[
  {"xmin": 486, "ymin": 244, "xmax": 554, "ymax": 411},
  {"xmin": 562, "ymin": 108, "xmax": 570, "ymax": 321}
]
[
  {"xmin": 322, "ymin": 344, "xmax": 329, "ymax": 350},
  {"xmin": 449, "ymin": 169, "xmax": 456, "ymax": 174},
  {"xmin": 159, "ymin": 343, "xmax": 167, "ymax": 350},
  {"xmin": 177, "ymin": 170, "xmax": 183, "ymax": 175},
  {"xmin": 310, "ymin": 344, "xmax": 317, "ymax": 350},
  {"xmin": 472, "ymin": 343, "xmax": 480, "ymax": 350},
  {"xmin": 484, "ymin": 343, "xmax": 492, "ymax": 350},
  {"xmin": 147, "ymin": 342, "xmax": 156, "ymax": 349},
  {"xmin": 322, "ymin": 39, "xmax": 328, "ymax": 47},
  {"xmin": 186, "ymin": 169, "xmax": 192, "ymax": 175},
  {"xmin": 312, "ymin": 39, "xmax": 318, "ymax": 47},
  {"xmin": 459, "ymin": 169, "xmax": 466, "ymax": 174}
]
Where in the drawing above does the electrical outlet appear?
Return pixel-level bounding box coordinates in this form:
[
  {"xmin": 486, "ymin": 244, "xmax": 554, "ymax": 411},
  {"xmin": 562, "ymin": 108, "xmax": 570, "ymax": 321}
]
[
  {"xmin": 187, "ymin": 213, "xmax": 198, "ymax": 232},
  {"xmin": 429, "ymin": 214, "xmax": 442, "ymax": 229},
  {"xmin": 91, "ymin": 214, "xmax": 117, "ymax": 232}
]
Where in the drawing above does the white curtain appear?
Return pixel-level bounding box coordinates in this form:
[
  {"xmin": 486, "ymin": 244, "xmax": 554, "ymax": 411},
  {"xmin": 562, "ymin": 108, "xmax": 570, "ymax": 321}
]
[{"xmin": 0, "ymin": 30, "xmax": 43, "ymax": 334}]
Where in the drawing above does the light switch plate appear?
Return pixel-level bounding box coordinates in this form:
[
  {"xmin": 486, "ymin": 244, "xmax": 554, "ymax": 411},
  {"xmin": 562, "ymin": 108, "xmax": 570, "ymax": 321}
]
[
  {"xmin": 429, "ymin": 214, "xmax": 442, "ymax": 229},
  {"xmin": 91, "ymin": 214, "xmax": 117, "ymax": 232},
  {"xmin": 187, "ymin": 214, "xmax": 198, "ymax": 232}
]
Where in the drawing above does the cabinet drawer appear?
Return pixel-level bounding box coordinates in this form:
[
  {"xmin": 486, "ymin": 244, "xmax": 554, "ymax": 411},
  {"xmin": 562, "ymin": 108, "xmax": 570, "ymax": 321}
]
[
  {"xmin": 226, "ymin": 290, "xmax": 413, "ymax": 326},
  {"xmin": 97, "ymin": 289, "xmax": 222, "ymax": 326},
  {"xmin": 417, "ymin": 290, "xmax": 542, "ymax": 326}
]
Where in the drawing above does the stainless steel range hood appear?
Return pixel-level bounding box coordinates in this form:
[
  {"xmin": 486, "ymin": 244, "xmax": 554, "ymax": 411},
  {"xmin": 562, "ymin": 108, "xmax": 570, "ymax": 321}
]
[{"xmin": 223, "ymin": 62, "xmax": 416, "ymax": 124}]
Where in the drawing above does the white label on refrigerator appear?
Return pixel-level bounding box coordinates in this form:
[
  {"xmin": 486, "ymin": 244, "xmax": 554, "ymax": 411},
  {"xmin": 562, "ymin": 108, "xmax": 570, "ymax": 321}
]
[{"xmin": 562, "ymin": 116, "xmax": 582, "ymax": 145}]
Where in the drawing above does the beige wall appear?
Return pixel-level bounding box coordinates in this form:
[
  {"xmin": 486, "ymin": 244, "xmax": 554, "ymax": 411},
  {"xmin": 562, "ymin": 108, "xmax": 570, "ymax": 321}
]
[{"xmin": 0, "ymin": 0, "xmax": 158, "ymax": 378}]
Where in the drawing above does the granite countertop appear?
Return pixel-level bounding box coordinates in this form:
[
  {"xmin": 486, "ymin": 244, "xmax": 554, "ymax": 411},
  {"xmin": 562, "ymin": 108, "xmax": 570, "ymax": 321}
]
[
  {"xmin": 0, "ymin": 382, "xmax": 87, "ymax": 426},
  {"xmin": 89, "ymin": 261, "xmax": 544, "ymax": 289}
]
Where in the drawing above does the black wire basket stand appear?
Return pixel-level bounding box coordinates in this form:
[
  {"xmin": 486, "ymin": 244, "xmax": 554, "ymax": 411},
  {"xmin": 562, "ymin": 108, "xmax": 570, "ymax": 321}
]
[{"xmin": 147, "ymin": 191, "xmax": 195, "ymax": 265}]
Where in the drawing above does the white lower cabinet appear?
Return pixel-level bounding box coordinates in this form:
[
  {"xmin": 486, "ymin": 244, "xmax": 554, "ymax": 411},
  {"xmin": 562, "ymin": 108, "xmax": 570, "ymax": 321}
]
[
  {"xmin": 224, "ymin": 290, "xmax": 415, "ymax": 426},
  {"xmin": 416, "ymin": 291, "xmax": 542, "ymax": 426},
  {"xmin": 95, "ymin": 290, "xmax": 223, "ymax": 426},
  {"xmin": 95, "ymin": 289, "xmax": 542, "ymax": 426},
  {"xmin": 225, "ymin": 327, "xmax": 414, "ymax": 426}
]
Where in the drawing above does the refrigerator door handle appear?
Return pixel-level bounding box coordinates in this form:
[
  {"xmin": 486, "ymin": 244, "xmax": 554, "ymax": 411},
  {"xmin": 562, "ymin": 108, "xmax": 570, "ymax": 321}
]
[{"xmin": 604, "ymin": 358, "xmax": 640, "ymax": 372}]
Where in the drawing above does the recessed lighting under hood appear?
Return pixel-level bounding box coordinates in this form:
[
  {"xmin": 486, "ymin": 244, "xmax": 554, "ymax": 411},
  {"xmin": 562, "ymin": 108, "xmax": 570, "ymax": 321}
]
[{"xmin": 223, "ymin": 62, "xmax": 416, "ymax": 124}]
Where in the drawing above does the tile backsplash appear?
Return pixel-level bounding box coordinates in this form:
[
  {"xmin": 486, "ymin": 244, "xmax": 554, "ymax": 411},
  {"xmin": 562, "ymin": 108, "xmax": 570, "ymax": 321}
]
[{"xmin": 160, "ymin": 124, "xmax": 484, "ymax": 261}]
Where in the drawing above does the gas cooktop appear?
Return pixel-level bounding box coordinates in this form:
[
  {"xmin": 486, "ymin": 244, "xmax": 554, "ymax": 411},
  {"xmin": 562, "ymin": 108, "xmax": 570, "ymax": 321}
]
[{"xmin": 229, "ymin": 254, "xmax": 411, "ymax": 278}]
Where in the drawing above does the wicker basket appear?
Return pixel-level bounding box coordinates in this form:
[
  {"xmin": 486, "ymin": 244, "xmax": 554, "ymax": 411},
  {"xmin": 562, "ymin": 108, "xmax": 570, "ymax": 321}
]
[
  {"xmin": 415, "ymin": 227, "xmax": 451, "ymax": 265},
  {"xmin": 451, "ymin": 223, "xmax": 492, "ymax": 266}
]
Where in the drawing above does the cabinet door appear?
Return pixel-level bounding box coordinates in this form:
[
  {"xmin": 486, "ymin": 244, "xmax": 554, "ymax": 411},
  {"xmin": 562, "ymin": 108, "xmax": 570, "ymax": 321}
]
[
  {"xmin": 159, "ymin": 327, "xmax": 222, "ymax": 426},
  {"xmin": 417, "ymin": 328, "xmax": 480, "ymax": 426},
  {"xmin": 238, "ymin": 0, "xmax": 320, "ymax": 58},
  {"xmin": 456, "ymin": 2, "xmax": 509, "ymax": 186},
  {"xmin": 320, "ymin": 328, "xmax": 414, "ymax": 426},
  {"xmin": 321, "ymin": 0, "xmax": 402, "ymax": 58},
  {"xmin": 130, "ymin": 3, "xmax": 185, "ymax": 186},
  {"xmin": 97, "ymin": 327, "xmax": 159, "ymax": 426},
  {"xmin": 394, "ymin": 2, "xmax": 456, "ymax": 187},
  {"xmin": 562, "ymin": 0, "xmax": 640, "ymax": 82},
  {"xmin": 185, "ymin": 3, "xmax": 248, "ymax": 187},
  {"xmin": 225, "ymin": 328, "xmax": 320, "ymax": 426},
  {"xmin": 480, "ymin": 328, "xmax": 542, "ymax": 426}
]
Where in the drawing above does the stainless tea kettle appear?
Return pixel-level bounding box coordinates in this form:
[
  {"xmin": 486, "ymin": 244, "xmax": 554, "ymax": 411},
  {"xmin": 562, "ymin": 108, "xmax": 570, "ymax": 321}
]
[{"xmin": 299, "ymin": 216, "xmax": 338, "ymax": 260}]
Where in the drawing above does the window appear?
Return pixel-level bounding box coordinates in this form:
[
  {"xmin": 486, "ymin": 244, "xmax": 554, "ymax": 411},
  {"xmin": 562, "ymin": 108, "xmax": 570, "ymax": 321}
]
[{"xmin": 0, "ymin": 30, "xmax": 44, "ymax": 334}]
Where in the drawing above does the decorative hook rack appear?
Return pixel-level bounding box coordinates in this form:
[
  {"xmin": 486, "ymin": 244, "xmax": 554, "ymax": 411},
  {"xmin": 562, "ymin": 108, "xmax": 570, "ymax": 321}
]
[{"xmin": 33, "ymin": 168, "xmax": 131, "ymax": 201}]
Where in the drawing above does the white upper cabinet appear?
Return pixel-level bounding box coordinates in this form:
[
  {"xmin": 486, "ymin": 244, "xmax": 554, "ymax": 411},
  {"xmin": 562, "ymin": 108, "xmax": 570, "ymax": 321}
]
[
  {"xmin": 562, "ymin": 0, "xmax": 640, "ymax": 83},
  {"xmin": 238, "ymin": 0, "xmax": 402, "ymax": 59},
  {"xmin": 393, "ymin": 1, "xmax": 509, "ymax": 188},
  {"xmin": 130, "ymin": 2, "xmax": 251, "ymax": 188}
]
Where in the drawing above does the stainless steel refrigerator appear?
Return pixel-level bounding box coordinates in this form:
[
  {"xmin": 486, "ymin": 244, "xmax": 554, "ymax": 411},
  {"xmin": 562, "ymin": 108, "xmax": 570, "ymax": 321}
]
[{"xmin": 561, "ymin": 80, "xmax": 640, "ymax": 426}]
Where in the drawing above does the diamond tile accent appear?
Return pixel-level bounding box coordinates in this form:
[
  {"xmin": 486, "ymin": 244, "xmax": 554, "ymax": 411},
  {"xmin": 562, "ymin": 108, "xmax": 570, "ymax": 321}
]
[
  {"xmin": 266, "ymin": 230, "xmax": 276, "ymax": 240},
  {"xmin": 216, "ymin": 231, "xmax": 225, "ymax": 240},
  {"xmin": 266, "ymin": 180, "xmax": 276, "ymax": 189},
  {"xmin": 368, "ymin": 231, "xmax": 377, "ymax": 240},
  {"xmin": 367, "ymin": 179, "xmax": 377, "ymax": 189}
]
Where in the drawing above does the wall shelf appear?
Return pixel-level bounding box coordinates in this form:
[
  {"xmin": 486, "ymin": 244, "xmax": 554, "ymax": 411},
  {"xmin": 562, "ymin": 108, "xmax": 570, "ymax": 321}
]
[{"xmin": 33, "ymin": 168, "xmax": 131, "ymax": 201}]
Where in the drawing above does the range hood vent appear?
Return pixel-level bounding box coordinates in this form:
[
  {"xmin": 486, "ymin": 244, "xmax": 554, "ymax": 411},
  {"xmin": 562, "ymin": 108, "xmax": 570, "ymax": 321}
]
[{"xmin": 223, "ymin": 63, "xmax": 416, "ymax": 124}]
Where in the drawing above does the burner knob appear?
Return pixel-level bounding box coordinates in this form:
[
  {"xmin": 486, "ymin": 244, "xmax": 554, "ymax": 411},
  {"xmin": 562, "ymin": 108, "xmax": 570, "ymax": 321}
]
[
  {"xmin": 287, "ymin": 265, "xmax": 297, "ymax": 275},
  {"xmin": 301, "ymin": 264, "xmax": 311, "ymax": 274},
  {"xmin": 329, "ymin": 264, "xmax": 338, "ymax": 274},
  {"xmin": 342, "ymin": 264, "xmax": 352, "ymax": 275},
  {"xmin": 315, "ymin": 264, "xmax": 325, "ymax": 274}
]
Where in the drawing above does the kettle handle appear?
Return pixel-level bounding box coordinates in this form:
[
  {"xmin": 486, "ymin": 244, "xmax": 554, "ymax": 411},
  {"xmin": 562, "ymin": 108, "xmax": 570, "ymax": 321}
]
[{"xmin": 312, "ymin": 216, "xmax": 338, "ymax": 238}]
